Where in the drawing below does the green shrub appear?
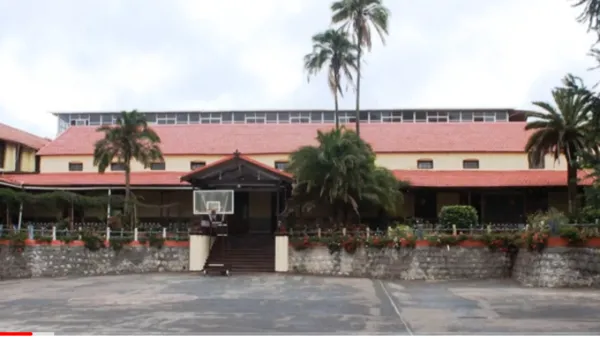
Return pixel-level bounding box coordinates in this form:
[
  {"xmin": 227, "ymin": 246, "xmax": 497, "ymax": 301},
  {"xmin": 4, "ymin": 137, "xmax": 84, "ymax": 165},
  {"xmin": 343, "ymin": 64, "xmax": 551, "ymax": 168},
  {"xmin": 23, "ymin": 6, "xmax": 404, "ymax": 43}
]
[
  {"xmin": 526, "ymin": 208, "xmax": 568, "ymax": 230},
  {"xmin": 387, "ymin": 224, "xmax": 413, "ymax": 238},
  {"xmin": 148, "ymin": 233, "xmax": 165, "ymax": 250},
  {"xmin": 558, "ymin": 226, "xmax": 586, "ymax": 245},
  {"xmin": 81, "ymin": 233, "xmax": 105, "ymax": 252},
  {"xmin": 579, "ymin": 206, "xmax": 600, "ymax": 224},
  {"xmin": 8, "ymin": 231, "xmax": 28, "ymax": 252},
  {"xmin": 438, "ymin": 205, "xmax": 478, "ymax": 231},
  {"xmin": 109, "ymin": 237, "xmax": 133, "ymax": 252}
]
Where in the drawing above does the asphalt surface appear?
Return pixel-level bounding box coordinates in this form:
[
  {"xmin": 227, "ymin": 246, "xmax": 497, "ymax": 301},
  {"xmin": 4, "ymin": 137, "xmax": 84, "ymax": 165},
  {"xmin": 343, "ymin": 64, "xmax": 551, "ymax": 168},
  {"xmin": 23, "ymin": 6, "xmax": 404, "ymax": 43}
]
[{"xmin": 0, "ymin": 274, "xmax": 599, "ymax": 335}]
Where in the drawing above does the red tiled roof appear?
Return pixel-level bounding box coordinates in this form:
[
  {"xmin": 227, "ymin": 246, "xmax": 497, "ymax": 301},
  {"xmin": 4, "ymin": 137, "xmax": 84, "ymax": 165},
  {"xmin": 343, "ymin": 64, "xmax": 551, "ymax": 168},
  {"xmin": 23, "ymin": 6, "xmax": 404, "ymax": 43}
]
[
  {"xmin": 0, "ymin": 123, "xmax": 50, "ymax": 150},
  {"xmin": 394, "ymin": 170, "xmax": 595, "ymax": 188},
  {"xmin": 0, "ymin": 172, "xmax": 189, "ymax": 187},
  {"xmin": 37, "ymin": 122, "xmax": 531, "ymax": 156},
  {"xmin": 181, "ymin": 153, "xmax": 293, "ymax": 181},
  {"xmin": 0, "ymin": 169, "xmax": 593, "ymax": 189}
]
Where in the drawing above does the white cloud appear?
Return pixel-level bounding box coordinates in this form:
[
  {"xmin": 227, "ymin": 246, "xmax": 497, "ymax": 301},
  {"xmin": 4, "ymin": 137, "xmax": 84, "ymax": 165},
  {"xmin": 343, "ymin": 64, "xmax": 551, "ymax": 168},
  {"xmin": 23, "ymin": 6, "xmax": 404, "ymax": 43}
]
[{"xmin": 0, "ymin": 0, "xmax": 597, "ymax": 139}]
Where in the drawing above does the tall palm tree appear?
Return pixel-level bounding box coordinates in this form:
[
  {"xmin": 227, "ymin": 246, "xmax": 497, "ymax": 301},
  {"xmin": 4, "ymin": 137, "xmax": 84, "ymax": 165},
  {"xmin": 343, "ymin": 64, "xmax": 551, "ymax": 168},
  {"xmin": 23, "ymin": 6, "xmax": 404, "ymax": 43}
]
[
  {"xmin": 331, "ymin": 0, "xmax": 390, "ymax": 136},
  {"xmin": 573, "ymin": 0, "xmax": 600, "ymax": 39},
  {"xmin": 525, "ymin": 84, "xmax": 593, "ymax": 215},
  {"xmin": 93, "ymin": 110, "xmax": 163, "ymax": 227},
  {"xmin": 304, "ymin": 29, "xmax": 359, "ymax": 129}
]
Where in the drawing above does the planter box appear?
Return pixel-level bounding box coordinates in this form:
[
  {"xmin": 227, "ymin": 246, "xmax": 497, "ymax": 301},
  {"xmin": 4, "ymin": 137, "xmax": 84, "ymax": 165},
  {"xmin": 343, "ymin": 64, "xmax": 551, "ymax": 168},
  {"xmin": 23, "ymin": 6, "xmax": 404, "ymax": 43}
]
[
  {"xmin": 547, "ymin": 237, "xmax": 569, "ymax": 247},
  {"xmin": 585, "ymin": 237, "xmax": 600, "ymax": 248},
  {"xmin": 415, "ymin": 240, "xmax": 430, "ymax": 247},
  {"xmin": 459, "ymin": 240, "xmax": 485, "ymax": 248}
]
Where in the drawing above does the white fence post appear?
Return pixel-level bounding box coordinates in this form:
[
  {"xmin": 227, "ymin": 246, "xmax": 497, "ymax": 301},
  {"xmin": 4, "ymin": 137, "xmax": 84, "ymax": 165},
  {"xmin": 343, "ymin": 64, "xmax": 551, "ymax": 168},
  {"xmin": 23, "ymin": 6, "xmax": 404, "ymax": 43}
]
[
  {"xmin": 366, "ymin": 228, "xmax": 370, "ymax": 240},
  {"xmin": 106, "ymin": 227, "xmax": 111, "ymax": 241},
  {"xmin": 52, "ymin": 226, "xmax": 57, "ymax": 241},
  {"xmin": 452, "ymin": 224, "xmax": 457, "ymax": 236},
  {"xmin": 162, "ymin": 227, "xmax": 167, "ymax": 238},
  {"xmin": 134, "ymin": 228, "xmax": 138, "ymax": 242},
  {"xmin": 78, "ymin": 227, "xmax": 82, "ymax": 240},
  {"xmin": 342, "ymin": 228, "xmax": 347, "ymax": 236},
  {"xmin": 317, "ymin": 228, "xmax": 321, "ymax": 238}
]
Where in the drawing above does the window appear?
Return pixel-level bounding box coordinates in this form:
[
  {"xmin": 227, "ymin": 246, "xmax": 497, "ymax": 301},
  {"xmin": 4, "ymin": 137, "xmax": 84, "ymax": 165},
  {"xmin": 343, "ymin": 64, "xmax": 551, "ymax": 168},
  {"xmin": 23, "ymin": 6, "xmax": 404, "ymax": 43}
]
[
  {"xmin": 274, "ymin": 161, "xmax": 289, "ymax": 171},
  {"xmin": 111, "ymin": 162, "xmax": 125, "ymax": 171},
  {"xmin": 381, "ymin": 112, "xmax": 402, "ymax": 123},
  {"xmin": 150, "ymin": 162, "xmax": 166, "ymax": 171},
  {"xmin": 427, "ymin": 112, "xmax": 448, "ymax": 123},
  {"xmin": 417, "ymin": 159, "xmax": 434, "ymax": 169},
  {"xmin": 449, "ymin": 112, "xmax": 461, "ymax": 122},
  {"xmin": 338, "ymin": 112, "xmax": 355, "ymax": 124},
  {"xmin": 156, "ymin": 113, "xmax": 176, "ymax": 125},
  {"xmin": 200, "ymin": 113, "xmax": 221, "ymax": 124},
  {"xmin": 289, "ymin": 112, "xmax": 310, "ymax": 123},
  {"xmin": 463, "ymin": 159, "xmax": 480, "ymax": 169},
  {"xmin": 190, "ymin": 161, "xmax": 206, "ymax": 170},
  {"xmin": 266, "ymin": 112, "xmax": 278, "ymax": 123},
  {"xmin": 528, "ymin": 153, "xmax": 545, "ymax": 169},
  {"xmin": 245, "ymin": 113, "xmax": 266, "ymax": 124},
  {"xmin": 0, "ymin": 141, "xmax": 5, "ymax": 168},
  {"xmin": 70, "ymin": 118, "xmax": 89, "ymax": 126},
  {"xmin": 68, "ymin": 162, "xmax": 83, "ymax": 171}
]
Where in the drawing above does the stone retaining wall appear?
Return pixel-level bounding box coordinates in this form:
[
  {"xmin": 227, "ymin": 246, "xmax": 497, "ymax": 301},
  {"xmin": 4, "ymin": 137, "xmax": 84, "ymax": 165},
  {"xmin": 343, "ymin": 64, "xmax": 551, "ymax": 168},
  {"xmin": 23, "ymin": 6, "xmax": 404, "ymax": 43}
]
[
  {"xmin": 513, "ymin": 247, "xmax": 600, "ymax": 288},
  {"xmin": 0, "ymin": 244, "xmax": 189, "ymax": 280},
  {"xmin": 289, "ymin": 246, "xmax": 511, "ymax": 280}
]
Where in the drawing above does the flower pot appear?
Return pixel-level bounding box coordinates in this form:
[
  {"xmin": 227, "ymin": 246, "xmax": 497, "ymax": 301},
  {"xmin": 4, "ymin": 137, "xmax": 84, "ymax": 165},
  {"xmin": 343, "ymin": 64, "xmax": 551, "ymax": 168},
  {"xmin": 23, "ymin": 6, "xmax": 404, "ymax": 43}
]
[
  {"xmin": 547, "ymin": 237, "xmax": 569, "ymax": 247},
  {"xmin": 585, "ymin": 237, "xmax": 600, "ymax": 248},
  {"xmin": 459, "ymin": 240, "xmax": 485, "ymax": 248}
]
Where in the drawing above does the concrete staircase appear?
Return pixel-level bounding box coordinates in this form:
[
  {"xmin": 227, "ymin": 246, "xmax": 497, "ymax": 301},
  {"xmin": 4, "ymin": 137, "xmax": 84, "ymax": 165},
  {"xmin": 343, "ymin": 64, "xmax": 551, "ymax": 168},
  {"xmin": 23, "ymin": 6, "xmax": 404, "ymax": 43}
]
[{"xmin": 205, "ymin": 235, "xmax": 275, "ymax": 273}]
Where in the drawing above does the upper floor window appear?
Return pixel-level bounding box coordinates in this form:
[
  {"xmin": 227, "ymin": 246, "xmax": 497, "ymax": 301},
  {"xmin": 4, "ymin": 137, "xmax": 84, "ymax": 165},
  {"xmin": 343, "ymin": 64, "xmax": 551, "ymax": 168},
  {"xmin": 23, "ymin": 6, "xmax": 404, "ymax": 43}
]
[
  {"xmin": 150, "ymin": 162, "xmax": 166, "ymax": 171},
  {"xmin": 111, "ymin": 162, "xmax": 125, "ymax": 171},
  {"xmin": 417, "ymin": 159, "xmax": 434, "ymax": 169},
  {"xmin": 0, "ymin": 141, "xmax": 5, "ymax": 168},
  {"xmin": 462, "ymin": 159, "xmax": 480, "ymax": 169},
  {"xmin": 68, "ymin": 162, "xmax": 83, "ymax": 172},
  {"xmin": 190, "ymin": 161, "xmax": 206, "ymax": 170},
  {"xmin": 274, "ymin": 161, "xmax": 289, "ymax": 171},
  {"xmin": 528, "ymin": 153, "xmax": 545, "ymax": 169}
]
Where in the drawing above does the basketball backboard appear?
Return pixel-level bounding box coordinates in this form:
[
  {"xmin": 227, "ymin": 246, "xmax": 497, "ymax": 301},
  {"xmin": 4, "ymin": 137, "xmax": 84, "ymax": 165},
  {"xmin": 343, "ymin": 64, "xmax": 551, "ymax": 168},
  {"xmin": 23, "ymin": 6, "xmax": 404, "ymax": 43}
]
[{"xmin": 193, "ymin": 190, "xmax": 234, "ymax": 215}]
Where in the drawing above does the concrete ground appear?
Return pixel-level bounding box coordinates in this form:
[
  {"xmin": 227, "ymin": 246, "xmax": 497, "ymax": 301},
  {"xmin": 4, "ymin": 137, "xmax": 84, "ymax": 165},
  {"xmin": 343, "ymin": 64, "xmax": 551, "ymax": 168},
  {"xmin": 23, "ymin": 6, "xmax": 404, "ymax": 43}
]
[{"xmin": 0, "ymin": 274, "xmax": 599, "ymax": 335}]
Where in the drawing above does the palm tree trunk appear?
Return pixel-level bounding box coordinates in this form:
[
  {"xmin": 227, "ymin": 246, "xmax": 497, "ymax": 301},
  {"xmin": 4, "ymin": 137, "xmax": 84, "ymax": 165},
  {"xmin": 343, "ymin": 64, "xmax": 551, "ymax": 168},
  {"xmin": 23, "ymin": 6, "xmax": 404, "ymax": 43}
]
[
  {"xmin": 567, "ymin": 163, "xmax": 578, "ymax": 216},
  {"xmin": 355, "ymin": 30, "xmax": 363, "ymax": 136},
  {"xmin": 334, "ymin": 80, "xmax": 340, "ymax": 130},
  {"xmin": 124, "ymin": 162, "xmax": 132, "ymax": 228}
]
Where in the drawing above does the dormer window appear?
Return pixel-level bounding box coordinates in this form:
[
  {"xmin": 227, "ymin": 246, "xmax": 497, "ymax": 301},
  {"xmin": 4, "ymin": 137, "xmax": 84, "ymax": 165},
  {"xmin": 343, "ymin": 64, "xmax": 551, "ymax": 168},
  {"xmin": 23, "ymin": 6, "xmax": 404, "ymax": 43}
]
[
  {"xmin": 417, "ymin": 159, "xmax": 434, "ymax": 169},
  {"xmin": 274, "ymin": 161, "xmax": 289, "ymax": 171},
  {"xmin": 462, "ymin": 159, "xmax": 480, "ymax": 169},
  {"xmin": 0, "ymin": 141, "xmax": 5, "ymax": 168},
  {"xmin": 68, "ymin": 162, "xmax": 83, "ymax": 172},
  {"xmin": 528, "ymin": 153, "xmax": 545, "ymax": 169},
  {"xmin": 150, "ymin": 162, "xmax": 166, "ymax": 171},
  {"xmin": 190, "ymin": 161, "xmax": 206, "ymax": 170},
  {"xmin": 110, "ymin": 162, "xmax": 125, "ymax": 171}
]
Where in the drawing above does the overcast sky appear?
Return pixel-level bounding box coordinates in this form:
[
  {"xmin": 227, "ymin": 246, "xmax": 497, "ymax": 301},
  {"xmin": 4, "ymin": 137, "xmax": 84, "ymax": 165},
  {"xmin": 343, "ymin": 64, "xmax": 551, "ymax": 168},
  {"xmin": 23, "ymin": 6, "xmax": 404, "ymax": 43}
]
[{"xmin": 0, "ymin": 0, "xmax": 597, "ymax": 138}]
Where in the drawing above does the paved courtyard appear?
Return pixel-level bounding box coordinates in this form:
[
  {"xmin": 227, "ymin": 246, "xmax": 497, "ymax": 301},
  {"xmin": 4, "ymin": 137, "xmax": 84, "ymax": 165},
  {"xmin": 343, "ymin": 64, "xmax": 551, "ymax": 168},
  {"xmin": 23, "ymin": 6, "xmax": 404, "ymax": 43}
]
[{"xmin": 0, "ymin": 274, "xmax": 599, "ymax": 335}]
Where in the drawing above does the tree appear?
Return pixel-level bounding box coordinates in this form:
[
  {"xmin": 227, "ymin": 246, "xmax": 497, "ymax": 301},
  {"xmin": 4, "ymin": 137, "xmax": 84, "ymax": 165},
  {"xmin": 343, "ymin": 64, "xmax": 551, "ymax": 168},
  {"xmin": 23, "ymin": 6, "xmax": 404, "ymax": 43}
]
[
  {"xmin": 525, "ymin": 78, "xmax": 593, "ymax": 215},
  {"xmin": 573, "ymin": 0, "xmax": 600, "ymax": 39},
  {"xmin": 331, "ymin": 0, "xmax": 390, "ymax": 136},
  {"xmin": 93, "ymin": 110, "xmax": 163, "ymax": 227},
  {"xmin": 287, "ymin": 127, "xmax": 404, "ymax": 226},
  {"xmin": 304, "ymin": 29, "xmax": 359, "ymax": 129}
]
